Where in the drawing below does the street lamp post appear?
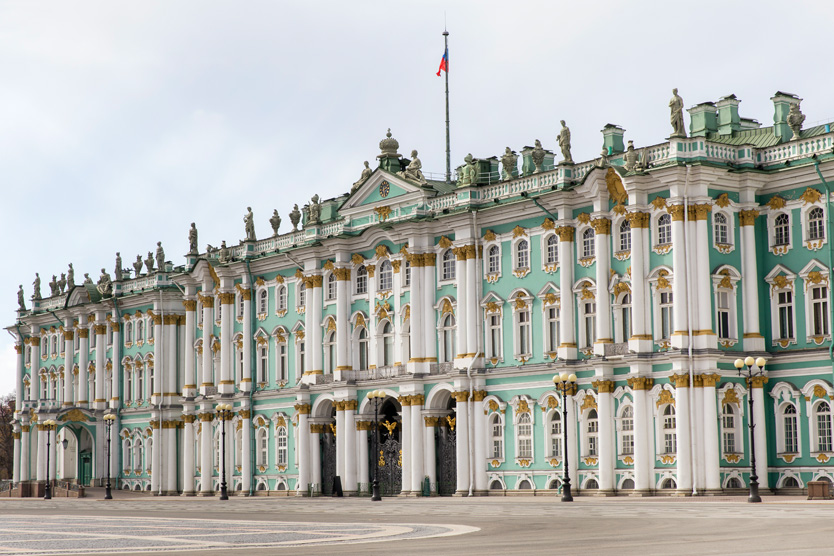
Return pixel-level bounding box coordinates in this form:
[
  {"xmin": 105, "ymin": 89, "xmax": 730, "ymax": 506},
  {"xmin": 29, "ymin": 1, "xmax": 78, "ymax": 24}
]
[
  {"xmin": 43, "ymin": 419, "xmax": 57, "ymax": 500},
  {"xmin": 217, "ymin": 403, "xmax": 233, "ymax": 501},
  {"xmin": 552, "ymin": 372, "xmax": 577, "ymax": 502},
  {"xmin": 734, "ymin": 356, "xmax": 767, "ymax": 504},
  {"xmin": 367, "ymin": 390, "xmax": 384, "ymax": 501},
  {"xmin": 103, "ymin": 414, "xmax": 116, "ymax": 500}
]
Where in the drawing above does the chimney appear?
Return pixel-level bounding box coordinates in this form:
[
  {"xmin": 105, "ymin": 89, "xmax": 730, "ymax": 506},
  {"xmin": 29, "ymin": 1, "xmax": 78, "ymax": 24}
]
[
  {"xmin": 601, "ymin": 124, "xmax": 625, "ymax": 155},
  {"xmin": 687, "ymin": 102, "xmax": 717, "ymax": 137},
  {"xmin": 716, "ymin": 95, "xmax": 740, "ymax": 136},
  {"xmin": 771, "ymin": 92, "xmax": 801, "ymax": 141}
]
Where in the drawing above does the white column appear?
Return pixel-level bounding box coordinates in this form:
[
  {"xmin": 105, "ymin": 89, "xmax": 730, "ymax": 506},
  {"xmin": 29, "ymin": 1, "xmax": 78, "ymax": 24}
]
[
  {"xmin": 454, "ymin": 250, "xmax": 467, "ymax": 361},
  {"xmin": 296, "ymin": 404, "xmax": 310, "ymax": 494},
  {"xmin": 422, "ymin": 256, "xmax": 437, "ymax": 362},
  {"xmin": 219, "ymin": 293, "xmax": 234, "ymax": 394},
  {"xmin": 593, "ymin": 219, "xmax": 612, "ymax": 356},
  {"xmin": 454, "ymin": 391, "xmax": 470, "ymax": 494},
  {"xmin": 702, "ymin": 374, "xmax": 721, "ymax": 491},
  {"xmin": 472, "ymin": 390, "xmax": 487, "ymax": 492},
  {"xmin": 31, "ymin": 332, "xmax": 41, "ymax": 402},
  {"xmin": 152, "ymin": 313, "xmax": 163, "ymax": 402},
  {"xmin": 241, "ymin": 410, "xmax": 251, "ymax": 494},
  {"xmin": 628, "ymin": 214, "xmax": 651, "ymax": 351},
  {"xmin": 94, "ymin": 318, "xmax": 107, "ymax": 409},
  {"xmin": 165, "ymin": 425, "xmax": 177, "ymax": 494},
  {"xmin": 400, "ymin": 401, "xmax": 412, "ymax": 494},
  {"xmin": 566, "ymin": 389, "xmax": 578, "ymax": 490},
  {"xmin": 165, "ymin": 320, "xmax": 178, "ymax": 403},
  {"xmin": 241, "ymin": 287, "xmax": 252, "ymax": 392},
  {"xmin": 20, "ymin": 425, "xmax": 30, "ymax": 482},
  {"xmin": 692, "ymin": 382, "xmax": 705, "ymax": 491},
  {"xmin": 63, "ymin": 323, "xmax": 74, "ymax": 406},
  {"xmin": 14, "ymin": 342, "xmax": 23, "ymax": 411},
  {"xmin": 557, "ymin": 227, "xmax": 576, "ymax": 359},
  {"xmin": 630, "ymin": 378, "xmax": 652, "ymax": 492},
  {"xmin": 310, "ymin": 276, "xmax": 324, "ymax": 375},
  {"xmin": 336, "ymin": 268, "xmax": 350, "ymax": 371},
  {"xmin": 393, "ymin": 262, "xmax": 403, "ymax": 365},
  {"xmin": 310, "ymin": 425, "xmax": 321, "ymax": 494},
  {"xmin": 182, "ymin": 416, "xmax": 195, "ymax": 494},
  {"xmin": 672, "ymin": 375, "xmax": 693, "ymax": 493},
  {"xmin": 199, "ymin": 412, "xmax": 212, "ymax": 494},
  {"xmin": 358, "ymin": 421, "xmax": 369, "ymax": 492},
  {"xmin": 344, "ymin": 401, "xmax": 357, "ymax": 493},
  {"xmin": 12, "ymin": 427, "xmax": 20, "ymax": 483},
  {"xmin": 409, "ymin": 256, "xmax": 424, "ymax": 367},
  {"xmin": 740, "ymin": 211, "xmax": 765, "ymax": 351},
  {"xmin": 694, "ymin": 211, "xmax": 716, "ymax": 349},
  {"xmin": 335, "ymin": 404, "xmax": 345, "ymax": 480},
  {"xmin": 183, "ymin": 301, "xmax": 196, "ymax": 397},
  {"xmin": 35, "ymin": 426, "xmax": 46, "ymax": 481},
  {"xmin": 595, "ymin": 381, "xmax": 615, "ymax": 492},
  {"xmin": 201, "ymin": 295, "xmax": 214, "ymax": 394},
  {"xmin": 465, "ymin": 246, "xmax": 479, "ymax": 360},
  {"xmin": 424, "ymin": 416, "xmax": 436, "ymax": 493},
  {"xmin": 111, "ymin": 317, "xmax": 121, "ymax": 409},
  {"xmin": 77, "ymin": 325, "xmax": 89, "ymax": 406},
  {"xmin": 670, "ymin": 206, "xmax": 689, "ymax": 350},
  {"xmin": 752, "ymin": 378, "xmax": 769, "ymax": 489},
  {"xmin": 366, "ymin": 268, "xmax": 377, "ymax": 370},
  {"xmin": 411, "ymin": 396, "xmax": 425, "ymax": 494},
  {"xmin": 150, "ymin": 422, "xmax": 161, "ymax": 493}
]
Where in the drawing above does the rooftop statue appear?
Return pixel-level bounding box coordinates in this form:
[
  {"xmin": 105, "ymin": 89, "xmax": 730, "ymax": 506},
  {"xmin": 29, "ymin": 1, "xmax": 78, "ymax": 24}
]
[
  {"xmin": 58, "ymin": 273, "xmax": 66, "ymax": 294},
  {"xmin": 531, "ymin": 140, "xmax": 546, "ymax": 173},
  {"xmin": 17, "ymin": 285, "xmax": 25, "ymax": 311},
  {"xmin": 307, "ymin": 195, "xmax": 321, "ymax": 226},
  {"xmin": 597, "ymin": 148, "xmax": 609, "ymax": 168},
  {"xmin": 84, "ymin": 273, "xmax": 93, "ymax": 285},
  {"xmin": 96, "ymin": 268, "xmax": 112, "ymax": 297},
  {"xmin": 290, "ymin": 204, "xmax": 301, "ymax": 231},
  {"xmin": 218, "ymin": 240, "xmax": 229, "ymax": 264},
  {"xmin": 244, "ymin": 207, "xmax": 256, "ymax": 242},
  {"xmin": 156, "ymin": 242, "xmax": 165, "ymax": 271},
  {"xmin": 458, "ymin": 153, "xmax": 476, "ymax": 187},
  {"xmin": 351, "ymin": 161, "xmax": 372, "ymax": 193},
  {"xmin": 67, "ymin": 263, "xmax": 75, "ymax": 288},
  {"xmin": 501, "ymin": 147, "xmax": 517, "ymax": 181},
  {"xmin": 32, "ymin": 273, "xmax": 41, "ymax": 300},
  {"xmin": 669, "ymin": 88, "xmax": 686, "ymax": 138},
  {"xmin": 145, "ymin": 251, "xmax": 155, "ymax": 274},
  {"xmin": 788, "ymin": 103, "xmax": 806, "ymax": 141},
  {"xmin": 558, "ymin": 120, "xmax": 573, "ymax": 164},
  {"xmin": 400, "ymin": 150, "xmax": 427, "ymax": 184},
  {"xmin": 188, "ymin": 223, "xmax": 198, "ymax": 255},
  {"xmin": 48, "ymin": 275, "xmax": 58, "ymax": 297},
  {"xmin": 133, "ymin": 255, "xmax": 143, "ymax": 277},
  {"xmin": 114, "ymin": 252, "xmax": 122, "ymax": 282},
  {"xmin": 269, "ymin": 210, "xmax": 281, "ymax": 237},
  {"xmin": 623, "ymin": 140, "xmax": 640, "ymax": 172}
]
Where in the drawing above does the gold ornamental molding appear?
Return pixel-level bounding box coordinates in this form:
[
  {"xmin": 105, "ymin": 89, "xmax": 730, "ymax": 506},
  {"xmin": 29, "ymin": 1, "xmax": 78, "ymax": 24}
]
[
  {"xmin": 374, "ymin": 206, "xmax": 392, "ymax": 221},
  {"xmin": 555, "ymin": 226, "xmax": 575, "ymax": 242},
  {"xmin": 669, "ymin": 373, "xmax": 690, "ymax": 388},
  {"xmin": 590, "ymin": 218, "xmax": 611, "ymax": 235},
  {"xmin": 628, "ymin": 377, "xmax": 654, "ymax": 391},
  {"xmin": 592, "ymin": 380, "xmax": 615, "ymax": 394},
  {"xmin": 739, "ymin": 209, "xmax": 759, "ymax": 226}
]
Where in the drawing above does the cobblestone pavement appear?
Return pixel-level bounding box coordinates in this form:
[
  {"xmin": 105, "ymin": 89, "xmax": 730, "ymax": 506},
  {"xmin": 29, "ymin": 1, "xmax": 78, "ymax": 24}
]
[{"xmin": 1, "ymin": 494, "xmax": 833, "ymax": 555}]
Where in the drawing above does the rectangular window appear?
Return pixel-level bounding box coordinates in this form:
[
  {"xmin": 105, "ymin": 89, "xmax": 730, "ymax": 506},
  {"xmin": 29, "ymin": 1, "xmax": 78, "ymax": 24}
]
[
  {"xmin": 785, "ymin": 413, "xmax": 798, "ymax": 453},
  {"xmin": 488, "ymin": 314, "xmax": 501, "ymax": 359},
  {"xmin": 717, "ymin": 291, "xmax": 731, "ymax": 339},
  {"xmin": 258, "ymin": 346, "xmax": 268, "ymax": 383},
  {"xmin": 584, "ymin": 302, "xmax": 596, "ymax": 348},
  {"xmin": 812, "ymin": 286, "xmax": 829, "ymax": 336},
  {"xmin": 778, "ymin": 291, "xmax": 794, "ymax": 339},
  {"xmin": 492, "ymin": 423, "xmax": 503, "ymax": 459},
  {"xmin": 664, "ymin": 433, "xmax": 677, "ymax": 454},
  {"xmin": 518, "ymin": 311, "xmax": 531, "ymax": 355},
  {"xmin": 819, "ymin": 414, "xmax": 832, "ymax": 452},
  {"xmin": 660, "ymin": 292, "xmax": 673, "ymax": 340},
  {"xmin": 547, "ymin": 307, "xmax": 559, "ymax": 352},
  {"xmin": 588, "ymin": 436, "xmax": 598, "ymax": 457}
]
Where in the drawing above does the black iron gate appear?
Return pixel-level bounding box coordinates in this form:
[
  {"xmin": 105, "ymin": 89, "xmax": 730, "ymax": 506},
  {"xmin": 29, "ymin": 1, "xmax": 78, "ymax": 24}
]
[
  {"xmin": 320, "ymin": 429, "xmax": 336, "ymax": 495},
  {"xmin": 436, "ymin": 420, "xmax": 457, "ymax": 496},
  {"xmin": 378, "ymin": 435, "xmax": 402, "ymax": 496}
]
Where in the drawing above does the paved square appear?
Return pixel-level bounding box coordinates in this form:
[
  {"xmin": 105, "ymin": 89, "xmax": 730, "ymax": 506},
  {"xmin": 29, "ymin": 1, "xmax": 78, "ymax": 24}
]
[{"xmin": 0, "ymin": 494, "xmax": 833, "ymax": 555}]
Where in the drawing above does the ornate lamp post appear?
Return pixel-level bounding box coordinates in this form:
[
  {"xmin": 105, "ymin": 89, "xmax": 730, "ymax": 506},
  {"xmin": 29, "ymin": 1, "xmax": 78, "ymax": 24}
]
[
  {"xmin": 367, "ymin": 390, "xmax": 385, "ymax": 502},
  {"xmin": 216, "ymin": 403, "xmax": 234, "ymax": 501},
  {"xmin": 734, "ymin": 356, "xmax": 766, "ymax": 503},
  {"xmin": 552, "ymin": 372, "xmax": 577, "ymax": 502},
  {"xmin": 43, "ymin": 419, "xmax": 57, "ymax": 500},
  {"xmin": 103, "ymin": 414, "xmax": 116, "ymax": 500}
]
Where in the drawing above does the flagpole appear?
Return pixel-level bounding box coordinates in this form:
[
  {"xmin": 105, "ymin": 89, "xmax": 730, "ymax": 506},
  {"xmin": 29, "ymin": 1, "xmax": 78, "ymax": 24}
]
[{"xmin": 443, "ymin": 30, "xmax": 451, "ymax": 184}]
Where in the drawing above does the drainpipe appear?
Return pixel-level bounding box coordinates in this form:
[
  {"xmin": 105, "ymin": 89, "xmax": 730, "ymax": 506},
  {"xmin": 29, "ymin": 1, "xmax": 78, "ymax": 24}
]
[
  {"xmin": 465, "ymin": 210, "xmax": 482, "ymax": 497},
  {"xmin": 158, "ymin": 290, "xmax": 164, "ymax": 496},
  {"xmin": 112, "ymin": 295, "xmax": 123, "ymax": 477},
  {"xmin": 682, "ymin": 164, "xmax": 697, "ymax": 496},
  {"xmin": 244, "ymin": 259, "xmax": 257, "ymax": 497},
  {"xmin": 813, "ymin": 160, "xmax": 834, "ymax": 381}
]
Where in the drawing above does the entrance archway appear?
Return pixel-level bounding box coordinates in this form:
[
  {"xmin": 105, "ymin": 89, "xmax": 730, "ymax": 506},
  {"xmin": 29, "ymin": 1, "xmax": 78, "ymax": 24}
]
[{"xmin": 77, "ymin": 427, "xmax": 94, "ymax": 486}]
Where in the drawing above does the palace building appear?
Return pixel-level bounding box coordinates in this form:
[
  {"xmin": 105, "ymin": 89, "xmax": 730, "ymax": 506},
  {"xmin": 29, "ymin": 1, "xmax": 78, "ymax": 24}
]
[{"xmin": 9, "ymin": 90, "xmax": 834, "ymax": 497}]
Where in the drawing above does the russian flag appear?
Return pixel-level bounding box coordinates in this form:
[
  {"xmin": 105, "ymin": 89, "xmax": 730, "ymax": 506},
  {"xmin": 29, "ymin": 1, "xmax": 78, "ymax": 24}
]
[{"xmin": 436, "ymin": 48, "xmax": 448, "ymax": 76}]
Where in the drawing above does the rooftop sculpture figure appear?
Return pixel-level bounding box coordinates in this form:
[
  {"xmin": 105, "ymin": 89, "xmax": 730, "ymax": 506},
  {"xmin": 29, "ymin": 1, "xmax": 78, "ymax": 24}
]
[
  {"xmin": 501, "ymin": 147, "xmax": 517, "ymax": 181},
  {"xmin": 32, "ymin": 273, "xmax": 41, "ymax": 300},
  {"xmin": 48, "ymin": 275, "xmax": 58, "ymax": 297},
  {"xmin": 401, "ymin": 150, "xmax": 427, "ymax": 184},
  {"xmin": 97, "ymin": 268, "xmax": 112, "ymax": 297},
  {"xmin": 145, "ymin": 252, "xmax": 155, "ymax": 274},
  {"xmin": 17, "ymin": 285, "xmax": 25, "ymax": 311},
  {"xmin": 623, "ymin": 140, "xmax": 640, "ymax": 172},
  {"xmin": 188, "ymin": 223, "xmax": 198, "ymax": 255},
  {"xmin": 218, "ymin": 240, "xmax": 229, "ymax": 264},
  {"xmin": 290, "ymin": 204, "xmax": 301, "ymax": 231},
  {"xmin": 531, "ymin": 140, "xmax": 546, "ymax": 173},
  {"xmin": 458, "ymin": 153, "xmax": 476, "ymax": 187},
  {"xmin": 307, "ymin": 196, "xmax": 321, "ymax": 226},
  {"xmin": 669, "ymin": 88, "xmax": 686, "ymax": 138},
  {"xmin": 84, "ymin": 273, "xmax": 93, "ymax": 285},
  {"xmin": 67, "ymin": 263, "xmax": 74, "ymax": 288},
  {"xmin": 58, "ymin": 273, "xmax": 66, "ymax": 294},
  {"xmin": 352, "ymin": 161, "xmax": 372, "ymax": 193},
  {"xmin": 788, "ymin": 103, "xmax": 806, "ymax": 141},
  {"xmin": 155, "ymin": 242, "xmax": 165, "ymax": 271},
  {"xmin": 269, "ymin": 210, "xmax": 281, "ymax": 237},
  {"xmin": 558, "ymin": 120, "xmax": 573, "ymax": 164},
  {"xmin": 133, "ymin": 255, "xmax": 143, "ymax": 277},
  {"xmin": 114, "ymin": 252, "xmax": 122, "ymax": 282},
  {"xmin": 244, "ymin": 207, "xmax": 256, "ymax": 242}
]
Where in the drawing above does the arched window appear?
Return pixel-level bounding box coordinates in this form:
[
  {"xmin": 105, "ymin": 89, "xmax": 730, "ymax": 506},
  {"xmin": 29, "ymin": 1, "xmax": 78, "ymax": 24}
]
[
  {"xmin": 256, "ymin": 428, "xmax": 268, "ymax": 466},
  {"xmin": 326, "ymin": 274, "xmax": 336, "ymax": 300},
  {"xmin": 815, "ymin": 402, "xmax": 832, "ymax": 452},
  {"xmin": 134, "ymin": 438, "xmax": 144, "ymax": 471},
  {"xmin": 621, "ymin": 478, "xmax": 635, "ymax": 490},
  {"xmin": 379, "ymin": 260, "xmax": 393, "ymax": 291},
  {"xmin": 548, "ymin": 411, "xmax": 562, "ymax": 458},
  {"xmin": 90, "ymin": 328, "xmax": 97, "ymax": 349},
  {"xmin": 355, "ymin": 266, "xmax": 367, "ymax": 294},
  {"xmin": 717, "ymin": 290, "xmax": 732, "ymax": 339},
  {"xmin": 440, "ymin": 313, "xmax": 456, "ymax": 363},
  {"xmin": 357, "ymin": 327, "xmax": 369, "ymax": 370},
  {"xmin": 258, "ymin": 289, "xmax": 268, "ymax": 313},
  {"xmin": 441, "ymin": 249, "xmax": 456, "ymax": 281},
  {"xmin": 586, "ymin": 409, "xmax": 599, "ymax": 456},
  {"xmin": 136, "ymin": 366, "xmax": 144, "ymax": 401},
  {"xmin": 714, "ymin": 213, "xmax": 729, "ymax": 244},
  {"xmin": 517, "ymin": 412, "xmax": 533, "ymax": 459},
  {"xmin": 490, "ymin": 413, "xmax": 504, "ymax": 459},
  {"xmin": 726, "ymin": 477, "xmax": 742, "ymax": 489},
  {"xmin": 661, "ymin": 478, "xmax": 677, "ymax": 490},
  {"xmin": 582, "ymin": 228, "xmax": 595, "ymax": 258},
  {"xmin": 663, "ymin": 405, "xmax": 677, "ymax": 454},
  {"xmin": 381, "ymin": 321, "xmax": 394, "ymax": 367},
  {"xmin": 51, "ymin": 336, "xmax": 57, "ymax": 355},
  {"xmin": 488, "ymin": 245, "xmax": 501, "ymax": 273},
  {"xmin": 782, "ymin": 476, "xmax": 800, "ymax": 488},
  {"xmin": 298, "ymin": 282, "xmax": 306, "ymax": 307},
  {"xmin": 147, "ymin": 320, "xmax": 154, "ymax": 341},
  {"xmin": 777, "ymin": 289, "xmax": 794, "ymax": 340},
  {"xmin": 657, "ymin": 214, "xmax": 672, "ymax": 245},
  {"xmin": 546, "ymin": 235, "xmax": 559, "ymax": 265},
  {"xmin": 619, "ymin": 405, "xmax": 634, "ymax": 455},
  {"xmin": 276, "ymin": 426, "xmax": 288, "ymax": 466},
  {"xmin": 620, "ymin": 293, "xmax": 632, "ymax": 341},
  {"xmin": 619, "ymin": 219, "xmax": 631, "ymax": 252},
  {"xmin": 774, "ymin": 213, "xmax": 790, "ymax": 245},
  {"xmin": 324, "ymin": 331, "xmax": 336, "ymax": 373},
  {"xmin": 136, "ymin": 321, "xmax": 144, "ymax": 342},
  {"xmin": 276, "ymin": 286, "xmax": 287, "ymax": 311},
  {"xmin": 809, "ymin": 207, "xmax": 825, "ymax": 240},
  {"xmin": 783, "ymin": 404, "xmax": 798, "ymax": 453},
  {"xmin": 516, "ymin": 239, "xmax": 529, "ymax": 270},
  {"xmin": 722, "ymin": 404, "xmax": 737, "ymax": 454}
]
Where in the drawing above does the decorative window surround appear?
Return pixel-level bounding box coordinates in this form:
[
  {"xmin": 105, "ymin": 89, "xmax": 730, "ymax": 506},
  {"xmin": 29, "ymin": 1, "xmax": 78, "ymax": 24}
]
[
  {"xmin": 509, "ymin": 395, "xmax": 536, "ymax": 465},
  {"xmin": 541, "ymin": 232, "xmax": 559, "ymax": 273},
  {"xmin": 718, "ymin": 382, "xmax": 745, "ymax": 463},
  {"xmin": 771, "ymin": 381, "xmax": 803, "ymax": 463},
  {"xmin": 648, "ymin": 266, "xmax": 674, "ymax": 350},
  {"xmin": 481, "ymin": 293, "xmax": 505, "ymax": 365},
  {"xmin": 765, "ymin": 265, "xmax": 798, "ymax": 348},
  {"xmin": 712, "ymin": 265, "xmax": 741, "ymax": 347},
  {"xmin": 653, "ymin": 213, "xmax": 673, "ymax": 255},
  {"xmin": 799, "ymin": 260, "xmax": 832, "ymax": 345},
  {"xmin": 712, "ymin": 209, "xmax": 736, "ymax": 254},
  {"xmin": 537, "ymin": 283, "xmax": 560, "ymax": 358},
  {"xmin": 509, "ymin": 289, "xmax": 533, "ymax": 363}
]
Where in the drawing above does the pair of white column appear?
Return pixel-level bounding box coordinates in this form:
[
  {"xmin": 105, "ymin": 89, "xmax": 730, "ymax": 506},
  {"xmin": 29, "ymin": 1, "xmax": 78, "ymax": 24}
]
[
  {"xmin": 627, "ymin": 212, "xmax": 652, "ymax": 352},
  {"xmin": 593, "ymin": 219, "xmax": 612, "ymax": 355},
  {"xmin": 557, "ymin": 227, "xmax": 576, "ymax": 359}
]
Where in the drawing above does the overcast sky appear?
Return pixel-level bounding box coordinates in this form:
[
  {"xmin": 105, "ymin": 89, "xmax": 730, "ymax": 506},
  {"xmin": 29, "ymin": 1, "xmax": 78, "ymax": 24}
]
[{"xmin": 3, "ymin": 0, "xmax": 834, "ymax": 396}]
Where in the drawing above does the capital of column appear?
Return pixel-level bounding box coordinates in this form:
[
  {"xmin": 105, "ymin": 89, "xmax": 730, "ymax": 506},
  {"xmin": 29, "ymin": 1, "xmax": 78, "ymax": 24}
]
[
  {"xmin": 667, "ymin": 205, "xmax": 685, "ymax": 221},
  {"xmin": 182, "ymin": 299, "xmax": 198, "ymax": 311},
  {"xmin": 424, "ymin": 416, "xmax": 439, "ymax": 427},
  {"xmin": 472, "ymin": 390, "xmax": 488, "ymax": 402},
  {"xmin": 669, "ymin": 373, "xmax": 690, "ymax": 388},
  {"xmin": 750, "ymin": 376, "xmax": 769, "ymax": 388},
  {"xmin": 700, "ymin": 373, "xmax": 721, "ymax": 388},
  {"xmin": 591, "ymin": 218, "xmax": 611, "ymax": 235},
  {"xmin": 555, "ymin": 226, "xmax": 575, "ymax": 242},
  {"xmin": 739, "ymin": 210, "xmax": 760, "ymax": 226},
  {"xmin": 294, "ymin": 403, "xmax": 311, "ymax": 415},
  {"xmin": 592, "ymin": 380, "xmax": 615, "ymax": 393},
  {"xmin": 197, "ymin": 293, "xmax": 214, "ymax": 307},
  {"xmin": 451, "ymin": 391, "xmax": 470, "ymax": 402},
  {"xmin": 627, "ymin": 376, "xmax": 654, "ymax": 390},
  {"xmin": 626, "ymin": 211, "xmax": 650, "ymax": 228}
]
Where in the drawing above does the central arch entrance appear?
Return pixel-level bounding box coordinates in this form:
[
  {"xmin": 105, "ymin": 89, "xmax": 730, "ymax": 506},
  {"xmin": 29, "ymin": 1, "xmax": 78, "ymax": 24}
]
[
  {"xmin": 436, "ymin": 395, "xmax": 457, "ymax": 496},
  {"xmin": 372, "ymin": 397, "xmax": 402, "ymax": 497}
]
